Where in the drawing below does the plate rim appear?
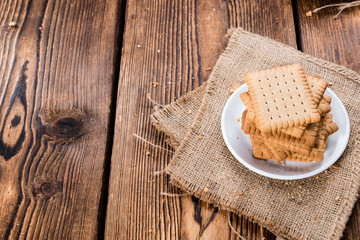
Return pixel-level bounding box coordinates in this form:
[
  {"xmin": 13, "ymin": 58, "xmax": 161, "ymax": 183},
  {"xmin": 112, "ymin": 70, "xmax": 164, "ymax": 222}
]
[{"xmin": 221, "ymin": 84, "xmax": 350, "ymax": 180}]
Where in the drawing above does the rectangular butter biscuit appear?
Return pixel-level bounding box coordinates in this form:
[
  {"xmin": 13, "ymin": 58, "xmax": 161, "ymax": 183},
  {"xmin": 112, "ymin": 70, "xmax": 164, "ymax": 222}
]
[{"xmin": 245, "ymin": 64, "xmax": 320, "ymax": 134}]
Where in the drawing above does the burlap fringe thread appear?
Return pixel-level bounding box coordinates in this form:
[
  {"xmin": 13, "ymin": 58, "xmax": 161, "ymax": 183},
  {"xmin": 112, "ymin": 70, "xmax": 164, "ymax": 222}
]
[
  {"xmin": 133, "ymin": 134, "xmax": 175, "ymax": 154},
  {"xmin": 147, "ymin": 94, "xmax": 163, "ymax": 108},
  {"xmin": 312, "ymin": 1, "xmax": 360, "ymax": 18}
]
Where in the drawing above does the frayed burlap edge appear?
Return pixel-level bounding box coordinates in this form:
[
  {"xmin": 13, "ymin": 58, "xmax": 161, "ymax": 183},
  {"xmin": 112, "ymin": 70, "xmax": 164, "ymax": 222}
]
[
  {"xmin": 151, "ymin": 83, "xmax": 207, "ymax": 148},
  {"xmin": 158, "ymin": 28, "xmax": 360, "ymax": 240}
]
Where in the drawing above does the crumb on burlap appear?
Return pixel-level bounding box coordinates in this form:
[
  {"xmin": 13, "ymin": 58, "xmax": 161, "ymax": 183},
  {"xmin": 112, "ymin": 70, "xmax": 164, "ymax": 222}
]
[
  {"xmin": 306, "ymin": 11, "xmax": 312, "ymax": 17},
  {"xmin": 229, "ymin": 82, "xmax": 242, "ymax": 95},
  {"xmin": 331, "ymin": 163, "xmax": 340, "ymax": 169}
]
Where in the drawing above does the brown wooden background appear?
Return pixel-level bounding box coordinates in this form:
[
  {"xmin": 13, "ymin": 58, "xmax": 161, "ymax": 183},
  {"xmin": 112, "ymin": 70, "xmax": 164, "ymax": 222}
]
[{"xmin": 0, "ymin": 0, "xmax": 359, "ymax": 239}]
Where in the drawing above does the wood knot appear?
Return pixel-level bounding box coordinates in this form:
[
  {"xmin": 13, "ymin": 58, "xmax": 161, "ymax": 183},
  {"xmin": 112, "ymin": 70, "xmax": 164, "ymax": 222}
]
[
  {"xmin": 32, "ymin": 177, "xmax": 62, "ymax": 199},
  {"xmin": 39, "ymin": 109, "xmax": 93, "ymax": 143},
  {"xmin": 40, "ymin": 182, "xmax": 57, "ymax": 197},
  {"xmin": 51, "ymin": 117, "xmax": 83, "ymax": 139}
]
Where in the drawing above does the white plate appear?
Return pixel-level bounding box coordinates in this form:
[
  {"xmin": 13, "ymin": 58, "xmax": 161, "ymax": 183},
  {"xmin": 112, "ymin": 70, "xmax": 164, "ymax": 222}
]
[{"xmin": 221, "ymin": 84, "xmax": 350, "ymax": 180}]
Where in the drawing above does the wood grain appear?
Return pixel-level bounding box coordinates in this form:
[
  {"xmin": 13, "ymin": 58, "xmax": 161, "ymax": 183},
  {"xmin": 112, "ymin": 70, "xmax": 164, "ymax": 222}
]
[
  {"xmin": 0, "ymin": 0, "xmax": 120, "ymax": 238},
  {"xmin": 295, "ymin": 1, "xmax": 360, "ymax": 239},
  {"xmin": 106, "ymin": 0, "xmax": 296, "ymax": 239},
  {"xmin": 296, "ymin": 0, "xmax": 360, "ymax": 71}
]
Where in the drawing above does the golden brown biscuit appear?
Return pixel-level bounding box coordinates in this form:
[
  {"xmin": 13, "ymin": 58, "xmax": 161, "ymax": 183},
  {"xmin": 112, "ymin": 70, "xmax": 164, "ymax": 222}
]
[{"xmin": 245, "ymin": 64, "xmax": 320, "ymax": 134}]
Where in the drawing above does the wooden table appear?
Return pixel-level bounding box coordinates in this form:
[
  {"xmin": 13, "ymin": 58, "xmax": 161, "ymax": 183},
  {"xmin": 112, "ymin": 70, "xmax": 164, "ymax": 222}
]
[{"xmin": 0, "ymin": 0, "xmax": 359, "ymax": 239}]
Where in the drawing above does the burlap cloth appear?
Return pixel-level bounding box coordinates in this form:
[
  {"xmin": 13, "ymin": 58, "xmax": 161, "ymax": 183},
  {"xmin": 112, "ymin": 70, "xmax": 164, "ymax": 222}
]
[{"xmin": 151, "ymin": 28, "xmax": 360, "ymax": 240}]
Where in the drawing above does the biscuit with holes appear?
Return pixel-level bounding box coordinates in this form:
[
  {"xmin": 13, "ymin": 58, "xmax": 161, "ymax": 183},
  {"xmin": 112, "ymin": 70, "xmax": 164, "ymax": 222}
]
[
  {"xmin": 250, "ymin": 114, "xmax": 338, "ymax": 162},
  {"xmin": 240, "ymin": 92, "xmax": 275, "ymax": 135},
  {"xmin": 241, "ymin": 109, "xmax": 259, "ymax": 134},
  {"xmin": 247, "ymin": 112, "xmax": 337, "ymax": 147},
  {"xmin": 323, "ymin": 113, "xmax": 338, "ymax": 136},
  {"xmin": 288, "ymin": 150, "xmax": 324, "ymax": 162},
  {"xmin": 240, "ymin": 83, "xmax": 332, "ymax": 160},
  {"xmin": 250, "ymin": 135, "xmax": 274, "ymax": 159},
  {"xmin": 273, "ymin": 122, "xmax": 320, "ymax": 148},
  {"xmin": 323, "ymin": 95, "xmax": 331, "ymax": 104},
  {"xmin": 280, "ymin": 74, "xmax": 328, "ymax": 138},
  {"xmin": 280, "ymin": 125, "xmax": 307, "ymax": 139},
  {"xmin": 241, "ymin": 92, "xmax": 316, "ymax": 157},
  {"xmin": 240, "ymin": 93, "xmax": 260, "ymax": 134},
  {"xmin": 252, "ymin": 144, "xmax": 324, "ymax": 162},
  {"xmin": 289, "ymin": 113, "xmax": 337, "ymax": 162},
  {"xmin": 284, "ymin": 113, "xmax": 337, "ymax": 161},
  {"xmin": 251, "ymin": 135, "xmax": 290, "ymax": 160},
  {"xmin": 241, "ymin": 92, "xmax": 319, "ymax": 147},
  {"xmin": 299, "ymin": 122, "xmax": 319, "ymax": 146},
  {"xmin": 250, "ymin": 130, "xmax": 288, "ymax": 161},
  {"xmin": 251, "ymin": 134, "xmax": 318, "ymax": 161},
  {"xmin": 267, "ymin": 133, "xmax": 312, "ymax": 155},
  {"xmin": 318, "ymin": 98, "xmax": 331, "ymax": 115},
  {"xmin": 245, "ymin": 64, "xmax": 320, "ymax": 134},
  {"xmin": 280, "ymin": 95, "xmax": 330, "ymax": 137},
  {"xmin": 246, "ymin": 115, "xmax": 322, "ymax": 156},
  {"xmin": 242, "ymin": 109, "xmax": 337, "ymax": 158},
  {"xmin": 306, "ymin": 74, "xmax": 328, "ymax": 104}
]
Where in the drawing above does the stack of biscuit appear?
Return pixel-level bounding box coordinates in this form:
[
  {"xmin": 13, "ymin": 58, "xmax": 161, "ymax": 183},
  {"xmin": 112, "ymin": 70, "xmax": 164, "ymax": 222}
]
[{"xmin": 240, "ymin": 64, "xmax": 338, "ymax": 162}]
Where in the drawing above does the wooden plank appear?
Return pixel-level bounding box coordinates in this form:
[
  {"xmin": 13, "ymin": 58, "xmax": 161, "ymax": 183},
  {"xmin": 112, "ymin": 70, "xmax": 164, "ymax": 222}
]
[
  {"xmin": 295, "ymin": 1, "xmax": 360, "ymax": 239},
  {"xmin": 296, "ymin": 0, "xmax": 360, "ymax": 71},
  {"xmin": 0, "ymin": 0, "xmax": 121, "ymax": 239},
  {"xmin": 106, "ymin": 0, "xmax": 296, "ymax": 239}
]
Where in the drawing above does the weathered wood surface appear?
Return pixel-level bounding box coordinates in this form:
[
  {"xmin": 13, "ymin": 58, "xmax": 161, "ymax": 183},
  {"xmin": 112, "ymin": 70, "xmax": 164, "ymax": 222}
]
[
  {"xmin": 106, "ymin": 0, "xmax": 296, "ymax": 239},
  {"xmin": 296, "ymin": 0, "xmax": 360, "ymax": 71},
  {"xmin": 0, "ymin": 0, "xmax": 120, "ymax": 239},
  {"xmin": 295, "ymin": 1, "xmax": 360, "ymax": 239},
  {"xmin": 1, "ymin": 0, "xmax": 359, "ymax": 239}
]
